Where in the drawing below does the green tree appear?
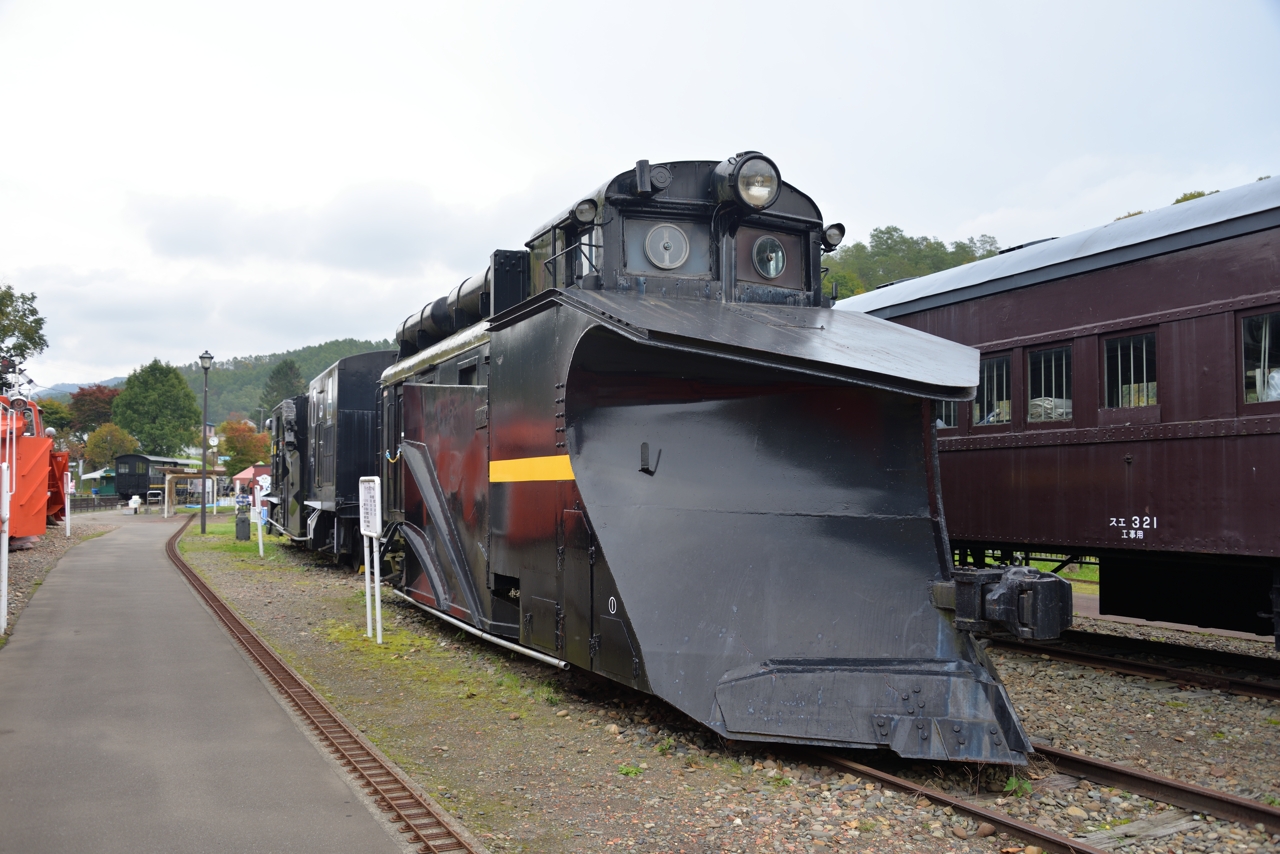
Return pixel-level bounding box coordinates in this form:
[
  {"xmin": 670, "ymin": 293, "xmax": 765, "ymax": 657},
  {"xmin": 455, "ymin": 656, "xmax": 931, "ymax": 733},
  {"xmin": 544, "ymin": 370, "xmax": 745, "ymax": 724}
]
[
  {"xmin": 84, "ymin": 423, "xmax": 140, "ymax": 470},
  {"xmin": 0, "ymin": 283, "xmax": 48, "ymax": 392},
  {"xmin": 219, "ymin": 419, "xmax": 271, "ymax": 476},
  {"xmin": 69, "ymin": 384, "xmax": 120, "ymax": 437},
  {"xmin": 38, "ymin": 398, "xmax": 72, "ymax": 432},
  {"xmin": 824, "ymin": 226, "xmax": 1000, "ymax": 299},
  {"xmin": 112, "ymin": 359, "xmax": 201, "ymax": 456},
  {"xmin": 259, "ymin": 358, "xmax": 305, "ymax": 412}
]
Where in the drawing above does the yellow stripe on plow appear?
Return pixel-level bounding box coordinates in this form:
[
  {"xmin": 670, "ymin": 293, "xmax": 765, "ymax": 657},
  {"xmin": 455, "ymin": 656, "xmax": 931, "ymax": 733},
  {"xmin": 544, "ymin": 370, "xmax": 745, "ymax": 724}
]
[{"xmin": 489, "ymin": 455, "xmax": 575, "ymax": 482}]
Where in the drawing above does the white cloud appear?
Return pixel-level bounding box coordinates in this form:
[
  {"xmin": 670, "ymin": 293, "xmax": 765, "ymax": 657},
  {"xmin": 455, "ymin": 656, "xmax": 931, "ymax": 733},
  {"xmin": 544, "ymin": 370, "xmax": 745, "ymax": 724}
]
[{"xmin": 1, "ymin": 0, "xmax": 1276, "ymax": 386}]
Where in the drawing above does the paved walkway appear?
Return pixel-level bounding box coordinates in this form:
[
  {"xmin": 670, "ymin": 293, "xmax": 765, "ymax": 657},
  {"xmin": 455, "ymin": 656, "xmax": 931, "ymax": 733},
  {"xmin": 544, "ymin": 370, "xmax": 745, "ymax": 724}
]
[{"xmin": 0, "ymin": 515, "xmax": 404, "ymax": 854}]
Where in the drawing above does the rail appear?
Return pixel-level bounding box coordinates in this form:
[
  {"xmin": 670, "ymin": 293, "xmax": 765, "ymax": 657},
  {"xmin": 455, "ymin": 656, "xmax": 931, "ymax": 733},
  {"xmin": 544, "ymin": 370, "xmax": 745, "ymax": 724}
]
[
  {"xmin": 164, "ymin": 516, "xmax": 485, "ymax": 854},
  {"xmin": 988, "ymin": 636, "xmax": 1280, "ymax": 701},
  {"xmin": 811, "ymin": 750, "xmax": 1108, "ymax": 854},
  {"xmin": 811, "ymin": 740, "xmax": 1280, "ymax": 854},
  {"xmin": 1033, "ymin": 742, "xmax": 1280, "ymax": 833}
]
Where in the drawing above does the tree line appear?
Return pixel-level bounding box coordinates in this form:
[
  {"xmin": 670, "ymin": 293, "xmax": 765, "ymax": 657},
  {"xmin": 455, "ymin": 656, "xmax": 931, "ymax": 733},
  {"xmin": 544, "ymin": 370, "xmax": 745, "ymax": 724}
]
[
  {"xmin": 37, "ymin": 339, "xmax": 386, "ymax": 481},
  {"xmin": 824, "ymin": 226, "xmax": 1000, "ymax": 299}
]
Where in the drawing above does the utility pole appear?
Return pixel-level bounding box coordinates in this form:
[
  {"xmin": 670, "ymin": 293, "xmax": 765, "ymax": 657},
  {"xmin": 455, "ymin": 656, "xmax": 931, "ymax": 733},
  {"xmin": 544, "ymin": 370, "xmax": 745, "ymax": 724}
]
[{"xmin": 199, "ymin": 351, "xmax": 213, "ymax": 534}]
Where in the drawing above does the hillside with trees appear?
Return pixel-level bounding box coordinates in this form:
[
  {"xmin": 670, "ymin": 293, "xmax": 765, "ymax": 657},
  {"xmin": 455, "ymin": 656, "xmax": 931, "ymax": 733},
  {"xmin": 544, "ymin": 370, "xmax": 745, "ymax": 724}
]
[
  {"xmin": 175, "ymin": 338, "xmax": 392, "ymax": 425},
  {"xmin": 823, "ymin": 226, "xmax": 1000, "ymax": 299}
]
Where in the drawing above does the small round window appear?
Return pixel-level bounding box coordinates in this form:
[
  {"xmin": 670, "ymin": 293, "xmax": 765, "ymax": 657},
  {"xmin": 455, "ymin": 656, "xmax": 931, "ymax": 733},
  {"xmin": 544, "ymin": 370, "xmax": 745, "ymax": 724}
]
[
  {"xmin": 644, "ymin": 223, "xmax": 690, "ymax": 270},
  {"xmin": 752, "ymin": 235, "xmax": 786, "ymax": 279}
]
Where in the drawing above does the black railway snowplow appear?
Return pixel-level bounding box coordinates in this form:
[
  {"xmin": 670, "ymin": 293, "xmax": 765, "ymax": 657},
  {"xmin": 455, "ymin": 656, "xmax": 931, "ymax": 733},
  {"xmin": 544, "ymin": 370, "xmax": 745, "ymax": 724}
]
[{"xmin": 376, "ymin": 155, "xmax": 1070, "ymax": 763}]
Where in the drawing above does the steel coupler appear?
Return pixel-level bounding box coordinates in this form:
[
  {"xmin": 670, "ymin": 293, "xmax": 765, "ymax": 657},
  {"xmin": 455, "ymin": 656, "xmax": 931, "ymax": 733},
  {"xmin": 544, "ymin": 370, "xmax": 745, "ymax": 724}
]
[{"xmin": 932, "ymin": 566, "xmax": 1072, "ymax": 640}]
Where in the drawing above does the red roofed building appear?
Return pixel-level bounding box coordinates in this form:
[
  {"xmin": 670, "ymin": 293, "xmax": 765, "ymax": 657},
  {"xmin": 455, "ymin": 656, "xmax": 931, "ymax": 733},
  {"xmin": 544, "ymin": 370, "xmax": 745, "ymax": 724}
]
[{"xmin": 231, "ymin": 464, "xmax": 271, "ymax": 493}]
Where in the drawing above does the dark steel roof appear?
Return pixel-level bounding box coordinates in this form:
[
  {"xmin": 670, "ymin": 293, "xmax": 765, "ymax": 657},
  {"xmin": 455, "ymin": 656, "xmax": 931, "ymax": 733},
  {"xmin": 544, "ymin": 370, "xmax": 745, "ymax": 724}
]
[{"xmin": 836, "ymin": 177, "xmax": 1280, "ymax": 319}]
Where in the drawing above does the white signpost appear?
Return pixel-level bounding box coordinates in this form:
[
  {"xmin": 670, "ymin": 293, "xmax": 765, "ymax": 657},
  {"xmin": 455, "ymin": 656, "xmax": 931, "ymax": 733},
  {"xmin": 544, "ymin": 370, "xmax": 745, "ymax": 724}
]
[
  {"xmin": 254, "ymin": 474, "xmax": 271, "ymax": 558},
  {"xmin": 208, "ymin": 437, "xmax": 220, "ymax": 516},
  {"xmin": 64, "ymin": 469, "xmax": 71, "ymax": 538},
  {"xmin": 358, "ymin": 476, "xmax": 382, "ymax": 644}
]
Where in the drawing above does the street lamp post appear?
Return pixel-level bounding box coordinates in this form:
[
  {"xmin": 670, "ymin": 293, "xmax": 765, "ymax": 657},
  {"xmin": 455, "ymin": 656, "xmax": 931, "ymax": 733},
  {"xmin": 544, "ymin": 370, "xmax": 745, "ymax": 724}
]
[{"xmin": 199, "ymin": 350, "xmax": 213, "ymax": 534}]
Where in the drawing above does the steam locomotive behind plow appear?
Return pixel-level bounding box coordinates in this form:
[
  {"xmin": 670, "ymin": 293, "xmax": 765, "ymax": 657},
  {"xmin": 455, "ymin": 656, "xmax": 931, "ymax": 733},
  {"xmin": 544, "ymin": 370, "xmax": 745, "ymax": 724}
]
[{"xmin": 269, "ymin": 153, "xmax": 1071, "ymax": 763}]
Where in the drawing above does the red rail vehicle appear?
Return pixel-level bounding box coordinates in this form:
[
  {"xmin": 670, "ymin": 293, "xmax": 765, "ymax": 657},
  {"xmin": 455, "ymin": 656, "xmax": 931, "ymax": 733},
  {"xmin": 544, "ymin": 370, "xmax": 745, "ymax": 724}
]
[
  {"xmin": 2, "ymin": 396, "xmax": 70, "ymax": 542},
  {"xmin": 838, "ymin": 178, "xmax": 1280, "ymax": 647}
]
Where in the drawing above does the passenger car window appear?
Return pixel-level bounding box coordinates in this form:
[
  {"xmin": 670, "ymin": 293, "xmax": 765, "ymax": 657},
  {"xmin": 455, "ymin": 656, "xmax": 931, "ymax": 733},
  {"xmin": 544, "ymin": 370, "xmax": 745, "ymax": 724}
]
[
  {"xmin": 1104, "ymin": 333, "xmax": 1157, "ymax": 408},
  {"xmin": 1243, "ymin": 310, "xmax": 1280, "ymax": 403},
  {"xmin": 117, "ymin": 463, "xmax": 129, "ymax": 474},
  {"xmin": 1028, "ymin": 346, "xmax": 1072, "ymax": 422},
  {"xmin": 973, "ymin": 356, "xmax": 1011, "ymax": 425},
  {"xmin": 935, "ymin": 400, "xmax": 958, "ymax": 429}
]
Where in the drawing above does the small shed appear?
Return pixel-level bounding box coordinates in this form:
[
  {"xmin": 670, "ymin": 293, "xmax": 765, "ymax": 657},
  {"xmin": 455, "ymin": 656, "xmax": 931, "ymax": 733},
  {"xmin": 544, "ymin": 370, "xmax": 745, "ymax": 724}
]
[
  {"xmin": 80, "ymin": 467, "xmax": 116, "ymax": 496},
  {"xmin": 232, "ymin": 464, "xmax": 271, "ymax": 493}
]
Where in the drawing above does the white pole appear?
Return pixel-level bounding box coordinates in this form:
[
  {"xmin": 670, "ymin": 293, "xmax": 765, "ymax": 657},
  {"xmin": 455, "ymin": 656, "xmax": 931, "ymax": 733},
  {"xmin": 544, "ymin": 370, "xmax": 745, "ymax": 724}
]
[
  {"xmin": 163, "ymin": 474, "xmax": 170, "ymax": 519},
  {"xmin": 64, "ymin": 469, "xmax": 71, "ymax": 538},
  {"xmin": 211, "ymin": 478, "xmax": 216, "ymax": 515},
  {"xmin": 363, "ymin": 535, "xmax": 373, "ymax": 638},
  {"xmin": 373, "ymin": 534, "xmax": 383, "ymax": 645},
  {"xmin": 1, "ymin": 461, "xmax": 9, "ymax": 636},
  {"xmin": 254, "ymin": 486, "xmax": 264, "ymax": 558}
]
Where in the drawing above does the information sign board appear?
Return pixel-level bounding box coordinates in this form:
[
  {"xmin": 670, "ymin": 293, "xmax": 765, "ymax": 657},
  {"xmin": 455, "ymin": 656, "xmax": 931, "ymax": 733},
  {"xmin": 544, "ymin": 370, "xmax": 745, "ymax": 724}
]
[{"xmin": 358, "ymin": 476, "xmax": 381, "ymax": 538}]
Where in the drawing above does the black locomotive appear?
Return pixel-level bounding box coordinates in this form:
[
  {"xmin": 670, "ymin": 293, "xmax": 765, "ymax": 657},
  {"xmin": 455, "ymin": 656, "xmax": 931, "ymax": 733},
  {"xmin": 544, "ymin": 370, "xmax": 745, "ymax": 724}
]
[
  {"xmin": 265, "ymin": 351, "xmax": 394, "ymax": 557},
  {"xmin": 268, "ymin": 153, "xmax": 1071, "ymax": 763}
]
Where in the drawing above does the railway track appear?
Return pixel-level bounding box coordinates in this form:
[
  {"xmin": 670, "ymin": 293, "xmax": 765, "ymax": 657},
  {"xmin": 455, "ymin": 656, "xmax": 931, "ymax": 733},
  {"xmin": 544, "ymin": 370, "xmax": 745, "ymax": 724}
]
[
  {"xmin": 810, "ymin": 739, "xmax": 1280, "ymax": 854},
  {"xmin": 988, "ymin": 632, "xmax": 1280, "ymax": 701},
  {"xmin": 1056, "ymin": 630, "xmax": 1280, "ymax": 678},
  {"xmin": 165, "ymin": 516, "xmax": 484, "ymax": 854},
  {"xmin": 1033, "ymin": 742, "xmax": 1280, "ymax": 833},
  {"xmin": 811, "ymin": 750, "xmax": 1110, "ymax": 854}
]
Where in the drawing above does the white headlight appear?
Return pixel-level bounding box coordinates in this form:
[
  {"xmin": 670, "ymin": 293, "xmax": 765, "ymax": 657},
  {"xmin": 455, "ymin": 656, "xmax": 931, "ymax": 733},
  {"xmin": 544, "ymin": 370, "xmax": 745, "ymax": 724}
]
[
  {"xmin": 736, "ymin": 158, "xmax": 779, "ymax": 210},
  {"xmin": 573, "ymin": 199, "xmax": 598, "ymax": 224},
  {"xmin": 822, "ymin": 223, "xmax": 846, "ymax": 250},
  {"xmin": 713, "ymin": 152, "xmax": 782, "ymax": 211}
]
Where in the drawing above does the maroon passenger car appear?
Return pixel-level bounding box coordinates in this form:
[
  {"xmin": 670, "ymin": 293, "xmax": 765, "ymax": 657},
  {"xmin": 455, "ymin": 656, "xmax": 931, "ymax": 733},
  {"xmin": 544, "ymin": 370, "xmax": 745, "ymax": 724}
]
[{"xmin": 838, "ymin": 178, "xmax": 1280, "ymax": 646}]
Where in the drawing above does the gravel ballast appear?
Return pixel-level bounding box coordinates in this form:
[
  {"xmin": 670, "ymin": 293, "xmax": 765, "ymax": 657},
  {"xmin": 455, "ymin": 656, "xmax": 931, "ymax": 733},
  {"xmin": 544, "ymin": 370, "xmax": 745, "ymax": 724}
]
[{"xmin": 176, "ymin": 524, "xmax": 1280, "ymax": 854}]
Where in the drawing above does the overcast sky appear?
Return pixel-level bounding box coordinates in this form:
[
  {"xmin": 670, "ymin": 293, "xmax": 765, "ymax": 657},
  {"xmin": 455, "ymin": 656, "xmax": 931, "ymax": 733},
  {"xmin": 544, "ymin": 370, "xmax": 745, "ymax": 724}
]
[{"xmin": 3, "ymin": 0, "xmax": 1278, "ymax": 388}]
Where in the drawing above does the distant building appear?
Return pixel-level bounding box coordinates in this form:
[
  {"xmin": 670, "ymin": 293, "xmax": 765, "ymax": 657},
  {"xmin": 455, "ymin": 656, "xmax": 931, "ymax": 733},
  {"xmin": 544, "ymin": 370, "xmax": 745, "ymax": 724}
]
[
  {"xmin": 114, "ymin": 454, "xmax": 206, "ymax": 500},
  {"xmin": 231, "ymin": 464, "xmax": 271, "ymax": 493},
  {"xmin": 80, "ymin": 467, "xmax": 116, "ymax": 496}
]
